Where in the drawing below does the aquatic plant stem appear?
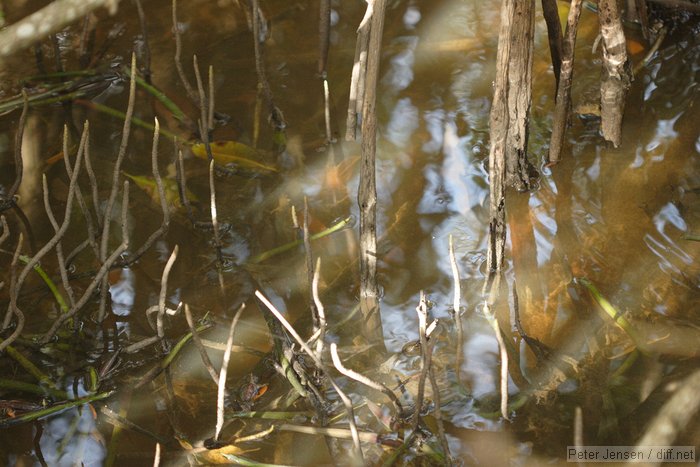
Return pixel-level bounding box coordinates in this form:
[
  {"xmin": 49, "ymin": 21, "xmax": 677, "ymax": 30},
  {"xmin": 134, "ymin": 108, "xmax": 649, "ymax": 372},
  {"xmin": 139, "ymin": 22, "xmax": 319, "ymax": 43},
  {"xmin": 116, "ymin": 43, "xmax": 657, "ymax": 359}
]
[
  {"xmin": 215, "ymin": 304, "xmax": 245, "ymax": 441},
  {"xmin": 255, "ymin": 291, "xmax": 365, "ymax": 465}
]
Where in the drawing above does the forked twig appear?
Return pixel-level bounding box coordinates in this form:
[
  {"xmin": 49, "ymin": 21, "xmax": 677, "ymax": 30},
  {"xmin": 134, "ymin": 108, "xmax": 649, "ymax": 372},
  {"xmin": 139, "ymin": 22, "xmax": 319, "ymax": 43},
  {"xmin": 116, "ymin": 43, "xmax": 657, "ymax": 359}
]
[{"xmin": 184, "ymin": 304, "xmax": 219, "ymax": 384}]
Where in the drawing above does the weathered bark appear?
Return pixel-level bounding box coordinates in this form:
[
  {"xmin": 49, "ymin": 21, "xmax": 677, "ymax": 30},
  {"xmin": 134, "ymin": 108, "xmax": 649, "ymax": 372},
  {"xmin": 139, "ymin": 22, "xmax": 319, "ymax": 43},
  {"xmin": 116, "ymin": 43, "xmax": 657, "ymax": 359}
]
[
  {"xmin": 547, "ymin": 0, "xmax": 583, "ymax": 165},
  {"xmin": 487, "ymin": 0, "xmax": 536, "ymax": 272},
  {"xmin": 504, "ymin": 0, "xmax": 536, "ymax": 191},
  {"xmin": 358, "ymin": 0, "xmax": 386, "ymax": 345},
  {"xmin": 541, "ymin": 0, "xmax": 564, "ymax": 90},
  {"xmin": 346, "ymin": 6, "xmax": 372, "ymax": 141},
  {"xmin": 0, "ymin": 0, "xmax": 120, "ymax": 58},
  {"xmin": 598, "ymin": 0, "xmax": 632, "ymax": 147},
  {"xmin": 486, "ymin": 0, "xmax": 513, "ymax": 273}
]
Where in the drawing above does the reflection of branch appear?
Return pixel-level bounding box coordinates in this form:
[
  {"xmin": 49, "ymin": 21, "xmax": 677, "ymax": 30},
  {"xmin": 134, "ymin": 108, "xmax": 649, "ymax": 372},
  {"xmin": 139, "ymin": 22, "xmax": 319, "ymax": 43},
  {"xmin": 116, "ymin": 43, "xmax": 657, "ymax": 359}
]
[
  {"xmin": 448, "ymin": 235, "xmax": 463, "ymax": 382},
  {"xmin": 0, "ymin": 92, "xmax": 28, "ymax": 214}
]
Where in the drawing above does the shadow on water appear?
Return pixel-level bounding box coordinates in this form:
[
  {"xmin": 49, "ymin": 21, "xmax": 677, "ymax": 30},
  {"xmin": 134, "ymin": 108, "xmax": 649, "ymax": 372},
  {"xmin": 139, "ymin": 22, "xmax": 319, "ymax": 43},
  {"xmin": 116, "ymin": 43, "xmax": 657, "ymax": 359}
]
[{"xmin": 0, "ymin": 0, "xmax": 698, "ymax": 465}]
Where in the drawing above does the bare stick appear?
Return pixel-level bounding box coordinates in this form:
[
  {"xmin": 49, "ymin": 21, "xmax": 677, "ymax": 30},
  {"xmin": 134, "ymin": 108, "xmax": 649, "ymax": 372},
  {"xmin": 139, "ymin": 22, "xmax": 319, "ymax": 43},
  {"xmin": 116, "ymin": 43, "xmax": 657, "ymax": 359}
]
[
  {"xmin": 41, "ymin": 182, "xmax": 130, "ymax": 343},
  {"xmin": 250, "ymin": 0, "xmax": 286, "ymax": 132},
  {"xmin": 482, "ymin": 276, "xmax": 510, "ymax": 420},
  {"xmin": 83, "ymin": 130, "xmax": 102, "ymax": 228},
  {"xmin": 215, "ymin": 304, "xmax": 245, "ymax": 441},
  {"xmin": 172, "ymin": 0, "xmax": 199, "ymax": 104},
  {"xmin": 303, "ymin": 199, "xmax": 318, "ymax": 333},
  {"xmin": 2, "ymin": 120, "xmax": 87, "ymax": 344},
  {"xmin": 330, "ymin": 343, "xmax": 402, "ymax": 414},
  {"xmin": 448, "ymin": 235, "xmax": 463, "ymax": 382},
  {"xmin": 184, "ymin": 304, "xmax": 219, "ymax": 384},
  {"xmin": 42, "ymin": 174, "xmax": 76, "ymax": 308},
  {"xmin": 0, "ymin": 91, "xmax": 28, "ymax": 213},
  {"xmin": 541, "ymin": 0, "xmax": 563, "ymax": 90},
  {"xmin": 99, "ymin": 53, "xmax": 137, "ymax": 321},
  {"xmin": 411, "ymin": 292, "xmax": 430, "ymax": 432},
  {"xmin": 2, "ymin": 233, "xmax": 24, "ymax": 332},
  {"xmin": 208, "ymin": 65, "xmax": 215, "ymax": 131},
  {"xmin": 598, "ymin": 0, "xmax": 632, "ymax": 147},
  {"xmin": 175, "ymin": 146, "xmax": 196, "ymax": 225},
  {"xmin": 318, "ymin": 0, "xmax": 330, "ymax": 77},
  {"xmin": 61, "ymin": 124, "xmax": 99, "ymax": 259},
  {"xmin": 255, "ymin": 291, "xmax": 364, "ymax": 464},
  {"xmin": 133, "ymin": 0, "xmax": 152, "ymax": 84},
  {"xmin": 547, "ymin": 0, "xmax": 583, "ymax": 165},
  {"xmin": 123, "ymin": 118, "xmax": 171, "ymax": 265},
  {"xmin": 0, "ymin": 216, "xmax": 9, "ymax": 247},
  {"xmin": 345, "ymin": 2, "xmax": 372, "ymax": 141},
  {"xmin": 0, "ymin": 0, "xmax": 120, "ymax": 58},
  {"xmin": 312, "ymin": 258, "xmax": 327, "ymax": 356},
  {"xmin": 208, "ymin": 158, "xmax": 224, "ymax": 289},
  {"xmin": 157, "ymin": 245, "xmax": 179, "ymax": 353},
  {"xmin": 358, "ymin": 0, "xmax": 387, "ymax": 345},
  {"xmin": 152, "ymin": 442, "xmax": 161, "ymax": 467}
]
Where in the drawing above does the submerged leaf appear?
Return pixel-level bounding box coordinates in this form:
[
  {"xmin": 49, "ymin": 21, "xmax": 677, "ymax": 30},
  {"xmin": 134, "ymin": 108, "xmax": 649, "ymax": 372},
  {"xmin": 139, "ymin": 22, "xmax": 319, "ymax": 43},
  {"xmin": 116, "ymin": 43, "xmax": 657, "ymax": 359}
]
[
  {"xmin": 123, "ymin": 172, "xmax": 198, "ymax": 209},
  {"xmin": 191, "ymin": 141, "xmax": 277, "ymax": 173}
]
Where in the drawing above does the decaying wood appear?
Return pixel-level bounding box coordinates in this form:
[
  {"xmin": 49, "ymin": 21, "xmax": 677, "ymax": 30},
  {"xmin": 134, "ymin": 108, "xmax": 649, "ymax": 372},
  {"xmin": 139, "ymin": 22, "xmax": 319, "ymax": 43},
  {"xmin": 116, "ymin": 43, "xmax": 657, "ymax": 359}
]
[
  {"xmin": 598, "ymin": 0, "xmax": 632, "ymax": 147},
  {"xmin": 0, "ymin": 0, "xmax": 120, "ymax": 58},
  {"xmin": 358, "ymin": 0, "xmax": 386, "ymax": 345},
  {"xmin": 346, "ymin": 2, "xmax": 373, "ymax": 141},
  {"xmin": 547, "ymin": 0, "xmax": 583, "ymax": 166},
  {"xmin": 487, "ymin": 0, "xmax": 537, "ymax": 271},
  {"xmin": 504, "ymin": 0, "xmax": 536, "ymax": 191}
]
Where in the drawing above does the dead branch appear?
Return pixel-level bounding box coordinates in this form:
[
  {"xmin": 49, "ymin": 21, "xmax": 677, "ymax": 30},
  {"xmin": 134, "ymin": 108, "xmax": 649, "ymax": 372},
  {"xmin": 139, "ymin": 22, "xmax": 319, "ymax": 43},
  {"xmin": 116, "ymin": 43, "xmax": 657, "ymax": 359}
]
[
  {"xmin": 547, "ymin": 0, "xmax": 583, "ymax": 165},
  {"xmin": 0, "ymin": 0, "xmax": 121, "ymax": 58},
  {"xmin": 598, "ymin": 0, "xmax": 632, "ymax": 147},
  {"xmin": 358, "ymin": 0, "xmax": 387, "ymax": 346}
]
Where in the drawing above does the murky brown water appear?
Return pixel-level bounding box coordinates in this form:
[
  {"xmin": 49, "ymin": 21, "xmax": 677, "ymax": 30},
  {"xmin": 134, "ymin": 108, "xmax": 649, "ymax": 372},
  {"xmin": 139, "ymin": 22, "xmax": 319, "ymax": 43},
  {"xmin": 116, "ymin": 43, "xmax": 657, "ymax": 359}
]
[{"xmin": 0, "ymin": 0, "xmax": 699, "ymax": 465}]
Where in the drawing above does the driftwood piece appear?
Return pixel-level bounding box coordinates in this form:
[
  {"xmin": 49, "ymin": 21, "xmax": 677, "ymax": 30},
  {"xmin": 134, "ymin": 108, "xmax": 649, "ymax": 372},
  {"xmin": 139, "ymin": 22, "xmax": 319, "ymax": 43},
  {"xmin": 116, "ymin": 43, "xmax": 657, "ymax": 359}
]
[
  {"xmin": 0, "ymin": 0, "xmax": 120, "ymax": 58},
  {"xmin": 504, "ymin": 0, "xmax": 536, "ymax": 191},
  {"xmin": 358, "ymin": 0, "xmax": 386, "ymax": 345},
  {"xmin": 598, "ymin": 0, "xmax": 632, "ymax": 147},
  {"xmin": 547, "ymin": 0, "xmax": 583, "ymax": 166}
]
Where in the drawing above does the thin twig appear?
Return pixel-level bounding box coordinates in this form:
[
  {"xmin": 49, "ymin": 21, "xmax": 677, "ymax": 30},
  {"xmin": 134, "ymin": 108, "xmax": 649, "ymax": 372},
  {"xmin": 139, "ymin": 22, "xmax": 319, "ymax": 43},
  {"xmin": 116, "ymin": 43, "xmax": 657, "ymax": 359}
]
[
  {"xmin": 119, "ymin": 123, "xmax": 170, "ymax": 273},
  {"xmin": 184, "ymin": 304, "xmax": 219, "ymax": 384},
  {"xmin": 99, "ymin": 53, "xmax": 137, "ymax": 322},
  {"xmin": 330, "ymin": 343, "xmax": 402, "ymax": 414},
  {"xmin": 0, "ymin": 91, "xmax": 28, "ymax": 213},
  {"xmin": 1, "ymin": 120, "xmax": 87, "ymax": 348},
  {"xmin": 41, "ymin": 182, "xmax": 130, "ymax": 344},
  {"xmin": 215, "ymin": 304, "xmax": 245, "ymax": 441},
  {"xmin": 133, "ymin": 0, "xmax": 152, "ymax": 84},
  {"xmin": 175, "ymin": 146, "xmax": 196, "ymax": 225},
  {"xmin": 255, "ymin": 290, "xmax": 364, "ymax": 465},
  {"xmin": 2, "ymin": 234, "xmax": 24, "ymax": 336},
  {"xmin": 312, "ymin": 258, "xmax": 326, "ymax": 356},
  {"xmin": 172, "ymin": 0, "xmax": 199, "ymax": 104},
  {"xmin": 157, "ymin": 245, "xmax": 179, "ymax": 353},
  {"xmin": 411, "ymin": 292, "xmax": 430, "ymax": 432},
  {"xmin": 42, "ymin": 174, "xmax": 75, "ymax": 308}
]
